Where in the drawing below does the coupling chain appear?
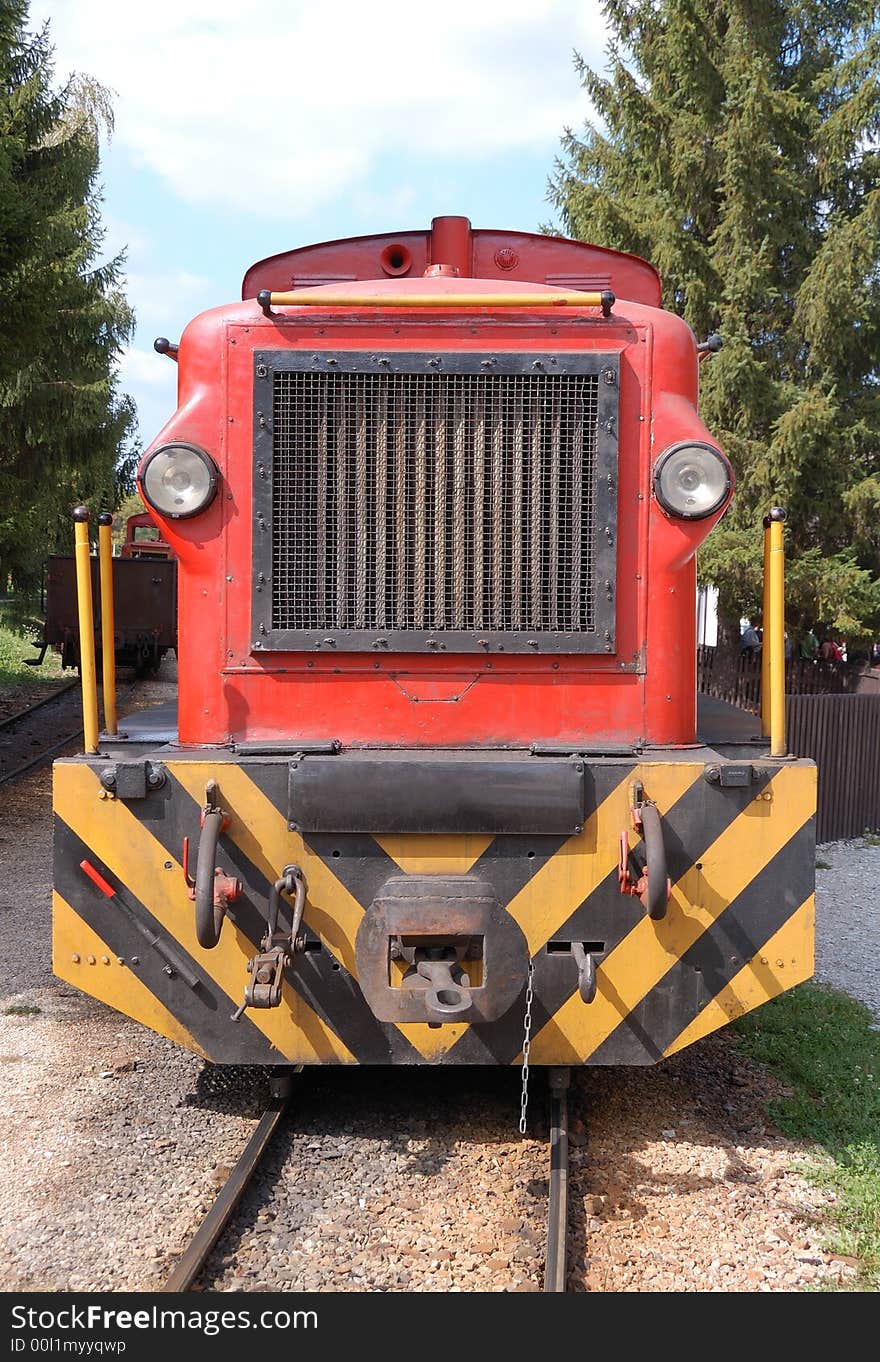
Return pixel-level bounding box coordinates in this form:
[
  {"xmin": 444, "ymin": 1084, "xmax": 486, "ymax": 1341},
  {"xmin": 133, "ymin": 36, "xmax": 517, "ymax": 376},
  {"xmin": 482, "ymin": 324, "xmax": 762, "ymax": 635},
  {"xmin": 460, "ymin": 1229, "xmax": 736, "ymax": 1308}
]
[{"xmin": 519, "ymin": 960, "xmax": 535, "ymax": 1135}]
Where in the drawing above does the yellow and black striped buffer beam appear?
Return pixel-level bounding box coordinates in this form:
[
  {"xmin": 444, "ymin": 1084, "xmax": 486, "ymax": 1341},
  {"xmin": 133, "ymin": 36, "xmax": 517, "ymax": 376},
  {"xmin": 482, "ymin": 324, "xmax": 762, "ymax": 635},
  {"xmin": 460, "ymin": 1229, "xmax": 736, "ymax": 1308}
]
[{"xmin": 52, "ymin": 755, "xmax": 816, "ymax": 1066}]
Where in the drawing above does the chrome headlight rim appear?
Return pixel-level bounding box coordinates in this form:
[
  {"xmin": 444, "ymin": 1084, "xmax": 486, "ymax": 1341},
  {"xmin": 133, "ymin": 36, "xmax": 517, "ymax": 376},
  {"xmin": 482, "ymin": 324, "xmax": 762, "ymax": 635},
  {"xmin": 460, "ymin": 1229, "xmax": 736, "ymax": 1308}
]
[
  {"xmin": 138, "ymin": 441, "xmax": 219, "ymax": 520},
  {"xmin": 653, "ymin": 440, "xmax": 731, "ymax": 521}
]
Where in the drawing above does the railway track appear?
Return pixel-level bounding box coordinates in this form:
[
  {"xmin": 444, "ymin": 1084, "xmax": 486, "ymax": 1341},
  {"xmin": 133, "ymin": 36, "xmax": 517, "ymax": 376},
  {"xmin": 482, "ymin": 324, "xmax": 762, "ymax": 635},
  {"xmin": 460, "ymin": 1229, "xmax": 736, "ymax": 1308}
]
[
  {"xmin": 161, "ymin": 1068, "xmax": 574, "ymax": 1294},
  {"xmin": 0, "ymin": 678, "xmax": 79, "ymax": 731},
  {"xmin": 0, "ymin": 678, "xmax": 139, "ymax": 786}
]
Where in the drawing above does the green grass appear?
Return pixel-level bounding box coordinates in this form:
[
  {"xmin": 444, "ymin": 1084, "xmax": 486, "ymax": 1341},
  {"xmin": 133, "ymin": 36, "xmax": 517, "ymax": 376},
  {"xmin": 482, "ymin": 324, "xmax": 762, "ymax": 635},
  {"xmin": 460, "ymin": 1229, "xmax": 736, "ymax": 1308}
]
[
  {"xmin": 735, "ymin": 982, "xmax": 880, "ymax": 1290},
  {"xmin": 2, "ymin": 1004, "xmax": 41, "ymax": 1016},
  {"xmin": 0, "ymin": 597, "xmax": 61, "ymax": 689}
]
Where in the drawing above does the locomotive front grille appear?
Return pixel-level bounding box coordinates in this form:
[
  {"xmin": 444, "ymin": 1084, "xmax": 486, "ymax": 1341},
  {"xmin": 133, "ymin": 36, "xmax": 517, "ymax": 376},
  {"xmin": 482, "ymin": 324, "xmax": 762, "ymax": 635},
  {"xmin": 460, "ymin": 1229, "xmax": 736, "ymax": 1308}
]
[{"xmin": 253, "ymin": 352, "xmax": 619, "ymax": 653}]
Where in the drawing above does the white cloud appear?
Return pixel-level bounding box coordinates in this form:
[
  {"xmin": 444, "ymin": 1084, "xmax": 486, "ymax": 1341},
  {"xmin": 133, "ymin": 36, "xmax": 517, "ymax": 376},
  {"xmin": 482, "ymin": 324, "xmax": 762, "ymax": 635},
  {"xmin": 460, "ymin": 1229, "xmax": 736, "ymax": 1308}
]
[
  {"xmin": 118, "ymin": 346, "xmax": 176, "ymax": 389},
  {"xmin": 100, "ymin": 215, "xmax": 152, "ymax": 261},
  {"xmin": 31, "ymin": 1, "xmax": 605, "ymax": 219},
  {"xmin": 125, "ymin": 269, "xmax": 212, "ymax": 324}
]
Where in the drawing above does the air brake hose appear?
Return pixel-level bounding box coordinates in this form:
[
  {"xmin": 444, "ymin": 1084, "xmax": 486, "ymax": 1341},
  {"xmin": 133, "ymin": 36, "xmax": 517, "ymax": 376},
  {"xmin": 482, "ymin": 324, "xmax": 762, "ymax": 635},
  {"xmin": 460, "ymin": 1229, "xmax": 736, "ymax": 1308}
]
[
  {"xmin": 195, "ymin": 807, "xmax": 225, "ymax": 948},
  {"xmin": 640, "ymin": 803, "xmax": 669, "ymax": 921}
]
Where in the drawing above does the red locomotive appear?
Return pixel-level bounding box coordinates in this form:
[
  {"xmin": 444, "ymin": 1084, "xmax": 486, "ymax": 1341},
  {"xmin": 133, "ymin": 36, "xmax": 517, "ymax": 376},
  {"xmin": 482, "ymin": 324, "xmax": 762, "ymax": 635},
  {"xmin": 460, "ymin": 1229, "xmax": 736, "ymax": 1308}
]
[{"xmin": 53, "ymin": 217, "xmax": 815, "ymax": 1069}]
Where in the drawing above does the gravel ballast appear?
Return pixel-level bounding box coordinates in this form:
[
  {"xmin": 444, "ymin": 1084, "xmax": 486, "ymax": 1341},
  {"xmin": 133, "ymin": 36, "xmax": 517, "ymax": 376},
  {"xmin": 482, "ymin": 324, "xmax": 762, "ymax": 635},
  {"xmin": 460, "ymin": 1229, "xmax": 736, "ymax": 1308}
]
[
  {"xmin": 0, "ymin": 682, "xmax": 876, "ymax": 1292},
  {"xmin": 814, "ymin": 839, "xmax": 880, "ymax": 1021}
]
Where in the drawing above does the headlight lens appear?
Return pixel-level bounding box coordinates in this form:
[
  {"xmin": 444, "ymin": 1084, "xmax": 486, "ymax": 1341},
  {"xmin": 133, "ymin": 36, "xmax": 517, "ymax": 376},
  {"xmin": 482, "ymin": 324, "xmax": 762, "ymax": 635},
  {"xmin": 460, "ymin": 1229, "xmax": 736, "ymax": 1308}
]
[
  {"xmin": 653, "ymin": 441, "xmax": 730, "ymax": 520},
  {"xmin": 139, "ymin": 443, "xmax": 218, "ymax": 519}
]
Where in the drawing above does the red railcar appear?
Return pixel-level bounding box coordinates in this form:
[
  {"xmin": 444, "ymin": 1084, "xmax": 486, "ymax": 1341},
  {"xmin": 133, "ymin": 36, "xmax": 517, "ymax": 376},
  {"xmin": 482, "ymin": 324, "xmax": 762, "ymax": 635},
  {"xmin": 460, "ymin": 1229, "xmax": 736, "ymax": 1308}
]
[{"xmin": 118, "ymin": 511, "xmax": 174, "ymax": 561}]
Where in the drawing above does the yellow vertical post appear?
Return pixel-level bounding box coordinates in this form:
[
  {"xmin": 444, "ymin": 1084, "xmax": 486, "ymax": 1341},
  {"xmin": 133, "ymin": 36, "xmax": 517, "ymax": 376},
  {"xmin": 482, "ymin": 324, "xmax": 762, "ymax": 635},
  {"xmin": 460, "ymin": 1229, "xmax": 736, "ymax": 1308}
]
[
  {"xmin": 760, "ymin": 522, "xmax": 771, "ymax": 736},
  {"xmin": 97, "ymin": 512, "xmax": 117, "ymax": 736},
  {"xmin": 764, "ymin": 507, "xmax": 787, "ymax": 757},
  {"xmin": 72, "ymin": 507, "xmax": 99, "ymax": 754}
]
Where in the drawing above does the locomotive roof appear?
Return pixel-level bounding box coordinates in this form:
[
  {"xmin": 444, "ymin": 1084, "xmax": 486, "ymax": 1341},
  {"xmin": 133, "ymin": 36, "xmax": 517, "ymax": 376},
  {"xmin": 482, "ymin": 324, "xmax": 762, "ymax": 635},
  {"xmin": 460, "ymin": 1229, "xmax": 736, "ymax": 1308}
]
[{"xmin": 242, "ymin": 216, "xmax": 662, "ymax": 309}]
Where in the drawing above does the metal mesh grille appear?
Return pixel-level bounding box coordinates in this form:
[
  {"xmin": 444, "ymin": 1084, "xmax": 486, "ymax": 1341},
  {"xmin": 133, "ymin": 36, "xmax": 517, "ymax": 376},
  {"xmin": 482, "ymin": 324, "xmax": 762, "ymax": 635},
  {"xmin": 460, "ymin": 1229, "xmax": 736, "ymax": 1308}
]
[{"xmin": 271, "ymin": 370, "xmax": 600, "ymax": 636}]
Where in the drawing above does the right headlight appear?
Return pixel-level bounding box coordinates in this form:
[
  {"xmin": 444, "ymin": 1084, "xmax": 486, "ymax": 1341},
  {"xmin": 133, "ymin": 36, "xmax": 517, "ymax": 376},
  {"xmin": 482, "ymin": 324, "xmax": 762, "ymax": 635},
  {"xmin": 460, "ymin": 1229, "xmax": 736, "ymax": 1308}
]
[{"xmin": 653, "ymin": 441, "xmax": 731, "ymax": 520}]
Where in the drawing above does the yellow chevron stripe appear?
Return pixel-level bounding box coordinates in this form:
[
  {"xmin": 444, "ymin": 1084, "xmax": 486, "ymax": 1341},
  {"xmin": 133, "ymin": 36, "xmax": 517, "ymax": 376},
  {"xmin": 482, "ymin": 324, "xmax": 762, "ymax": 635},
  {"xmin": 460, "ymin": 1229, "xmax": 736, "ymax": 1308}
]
[
  {"xmin": 55, "ymin": 766, "xmax": 354, "ymax": 1063},
  {"xmin": 396, "ymin": 1020, "xmax": 470, "ymax": 1056},
  {"xmin": 53, "ymin": 890, "xmax": 208, "ymax": 1057},
  {"xmin": 375, "ymin": 833, "xmax": 492, "ymax": 876},
  {"xmin": 528, "ymin": 763, "xmax": 816, "ymax": 1063},
  {"xmin": 505, "ymin": 763, "xmax": 702, "ymax": 958},
  {"xmin": 168, "ymin": 764, "xmax": 457, "ymax": 1062},
  {"xmin": 662, "ymin": 895, "xmax": 815, "ymax": 1056},
  {"xmin": 169, "ymin": 762, "xmax": 365, "ymax": 980}
]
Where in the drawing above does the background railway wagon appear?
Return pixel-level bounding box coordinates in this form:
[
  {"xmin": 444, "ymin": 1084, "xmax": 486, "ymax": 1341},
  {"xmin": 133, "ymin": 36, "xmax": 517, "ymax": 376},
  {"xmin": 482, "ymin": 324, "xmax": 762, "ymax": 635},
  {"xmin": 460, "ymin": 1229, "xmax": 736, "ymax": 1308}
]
[{"xmin": 42, "ymin": 514, "xmax": 176, "ymax": 673}]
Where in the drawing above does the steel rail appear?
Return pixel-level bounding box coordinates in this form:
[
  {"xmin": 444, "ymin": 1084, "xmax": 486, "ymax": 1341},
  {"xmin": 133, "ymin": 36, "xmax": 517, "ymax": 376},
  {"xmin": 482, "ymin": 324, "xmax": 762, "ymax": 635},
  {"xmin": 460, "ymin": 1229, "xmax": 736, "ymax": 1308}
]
[
  {"xmin": 0, "ymin": 679, "xmax": 79, "ymax": 732},
  {"xmin": 162, "ymin": 1073, "xmax": 296, "ymax": 1293},
  {"xmin": 544, "ymin": 1067, "xmax": 571, "ymax": 1293},
  {"xmin": 0, "ymin": 729, "xmax": 87, "ymax": 787},
  {"xmin": 0, "ymin": 683, "xmax": 139, "ymax": 788}
]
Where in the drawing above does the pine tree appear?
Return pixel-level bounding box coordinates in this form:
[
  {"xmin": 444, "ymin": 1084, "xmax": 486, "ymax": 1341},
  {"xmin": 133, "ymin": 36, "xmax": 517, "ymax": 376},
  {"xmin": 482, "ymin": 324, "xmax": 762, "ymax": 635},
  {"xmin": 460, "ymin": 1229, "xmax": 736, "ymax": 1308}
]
[
  {"xmin": 0, "ymin": 1, "xmax": 136, "ymax": 591},
  {"xmin": 549, "ymin": 0, "xmax": 880, "ymax": 647}
]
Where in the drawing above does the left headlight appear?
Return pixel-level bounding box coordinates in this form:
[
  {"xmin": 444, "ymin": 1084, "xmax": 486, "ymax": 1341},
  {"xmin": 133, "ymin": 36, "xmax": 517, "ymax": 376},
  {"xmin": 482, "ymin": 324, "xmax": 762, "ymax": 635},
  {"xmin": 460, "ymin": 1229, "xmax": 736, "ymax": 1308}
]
[
  {"xmin": 653, "ymin": 441, "xmax": 731, "ymax": 520},
  {"xmin": 139, "ymin": 442, "xmax": 219, "ymax": 519}
]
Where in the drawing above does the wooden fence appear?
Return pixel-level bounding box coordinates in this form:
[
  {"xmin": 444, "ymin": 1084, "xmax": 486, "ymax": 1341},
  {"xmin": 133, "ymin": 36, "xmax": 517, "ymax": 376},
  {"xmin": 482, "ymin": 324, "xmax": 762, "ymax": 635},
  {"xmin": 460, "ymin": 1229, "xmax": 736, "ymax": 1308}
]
[
  {"xmin": 697, "ymin": 645, "xmax": 867, "ymax": 714},
  {"xmin": 786, "ymin": 693, "xmax": 880, "ymax": 843},
  {"xmin": 697, "ymin": 647, "xmax": 880, "ymax": 841}
]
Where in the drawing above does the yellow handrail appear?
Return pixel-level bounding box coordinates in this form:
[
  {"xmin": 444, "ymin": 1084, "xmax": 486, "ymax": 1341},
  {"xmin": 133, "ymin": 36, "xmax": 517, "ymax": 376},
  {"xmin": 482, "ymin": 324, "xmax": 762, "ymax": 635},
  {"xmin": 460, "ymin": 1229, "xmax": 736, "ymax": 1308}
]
[
  {"xmin": 72, "ymin": 508, "xmax": 99, "ymax": 755},
  {"xmin": 261, "ymin": 289, "xmax": 611, "ymax": 311},
  {"xmin": 761, "ymin": 524, "xmax": 771, "ymax": 737},
  {"xmin": 97, "ymin": 512, "xmax": 117, "ymax": 737}
]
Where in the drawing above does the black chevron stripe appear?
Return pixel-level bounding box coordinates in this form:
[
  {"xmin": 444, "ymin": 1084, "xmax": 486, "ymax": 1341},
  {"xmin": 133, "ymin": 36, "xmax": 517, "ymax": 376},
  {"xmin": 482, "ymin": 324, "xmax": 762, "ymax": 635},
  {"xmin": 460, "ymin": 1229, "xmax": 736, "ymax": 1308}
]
[{"xmin": 302, "ymin": 833, "xmax": 404, "ymax": 910}]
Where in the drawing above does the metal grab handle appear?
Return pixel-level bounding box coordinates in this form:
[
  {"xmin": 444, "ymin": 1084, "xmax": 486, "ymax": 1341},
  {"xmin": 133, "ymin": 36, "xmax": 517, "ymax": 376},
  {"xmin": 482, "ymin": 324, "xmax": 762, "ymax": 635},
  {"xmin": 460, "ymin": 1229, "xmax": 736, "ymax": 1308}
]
[
  {"xmin": 640, "ymin": 803, "xmax": 670, "ymax": 921},
  {"xmin": 194, "ymin": 807, "xmax": 226, "ymax": 948}
]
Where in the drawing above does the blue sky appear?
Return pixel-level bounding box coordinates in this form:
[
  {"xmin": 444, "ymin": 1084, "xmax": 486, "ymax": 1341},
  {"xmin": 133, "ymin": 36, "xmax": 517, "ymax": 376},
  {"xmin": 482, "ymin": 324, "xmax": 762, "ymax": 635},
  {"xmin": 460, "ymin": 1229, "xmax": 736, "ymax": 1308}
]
[{"xmin": 31, "ymin": 1, "xmax": 609, "ymax": 449}]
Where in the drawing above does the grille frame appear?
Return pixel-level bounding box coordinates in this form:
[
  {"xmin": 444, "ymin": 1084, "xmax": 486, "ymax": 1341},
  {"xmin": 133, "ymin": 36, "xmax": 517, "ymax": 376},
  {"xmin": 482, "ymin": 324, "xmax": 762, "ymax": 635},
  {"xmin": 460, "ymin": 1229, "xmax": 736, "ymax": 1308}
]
[{"xmin": 252, "ymin": 350, "xmax": 619, "ymax": 654}]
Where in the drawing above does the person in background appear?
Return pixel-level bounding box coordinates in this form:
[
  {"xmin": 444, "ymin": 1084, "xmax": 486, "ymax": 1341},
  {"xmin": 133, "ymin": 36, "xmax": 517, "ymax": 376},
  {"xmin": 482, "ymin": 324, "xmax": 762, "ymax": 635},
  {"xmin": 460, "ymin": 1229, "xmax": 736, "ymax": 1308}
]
[
  {"xmin": 872, "ymin": 640, "xmax": 880, "ymax": 667},
  {"xmin": 740, "ymin": 620, "xmax": 761, "ymax": 652},
  {"xmin": 800, "ymin": 627, "xmax": 819, "ymax": 660}
]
